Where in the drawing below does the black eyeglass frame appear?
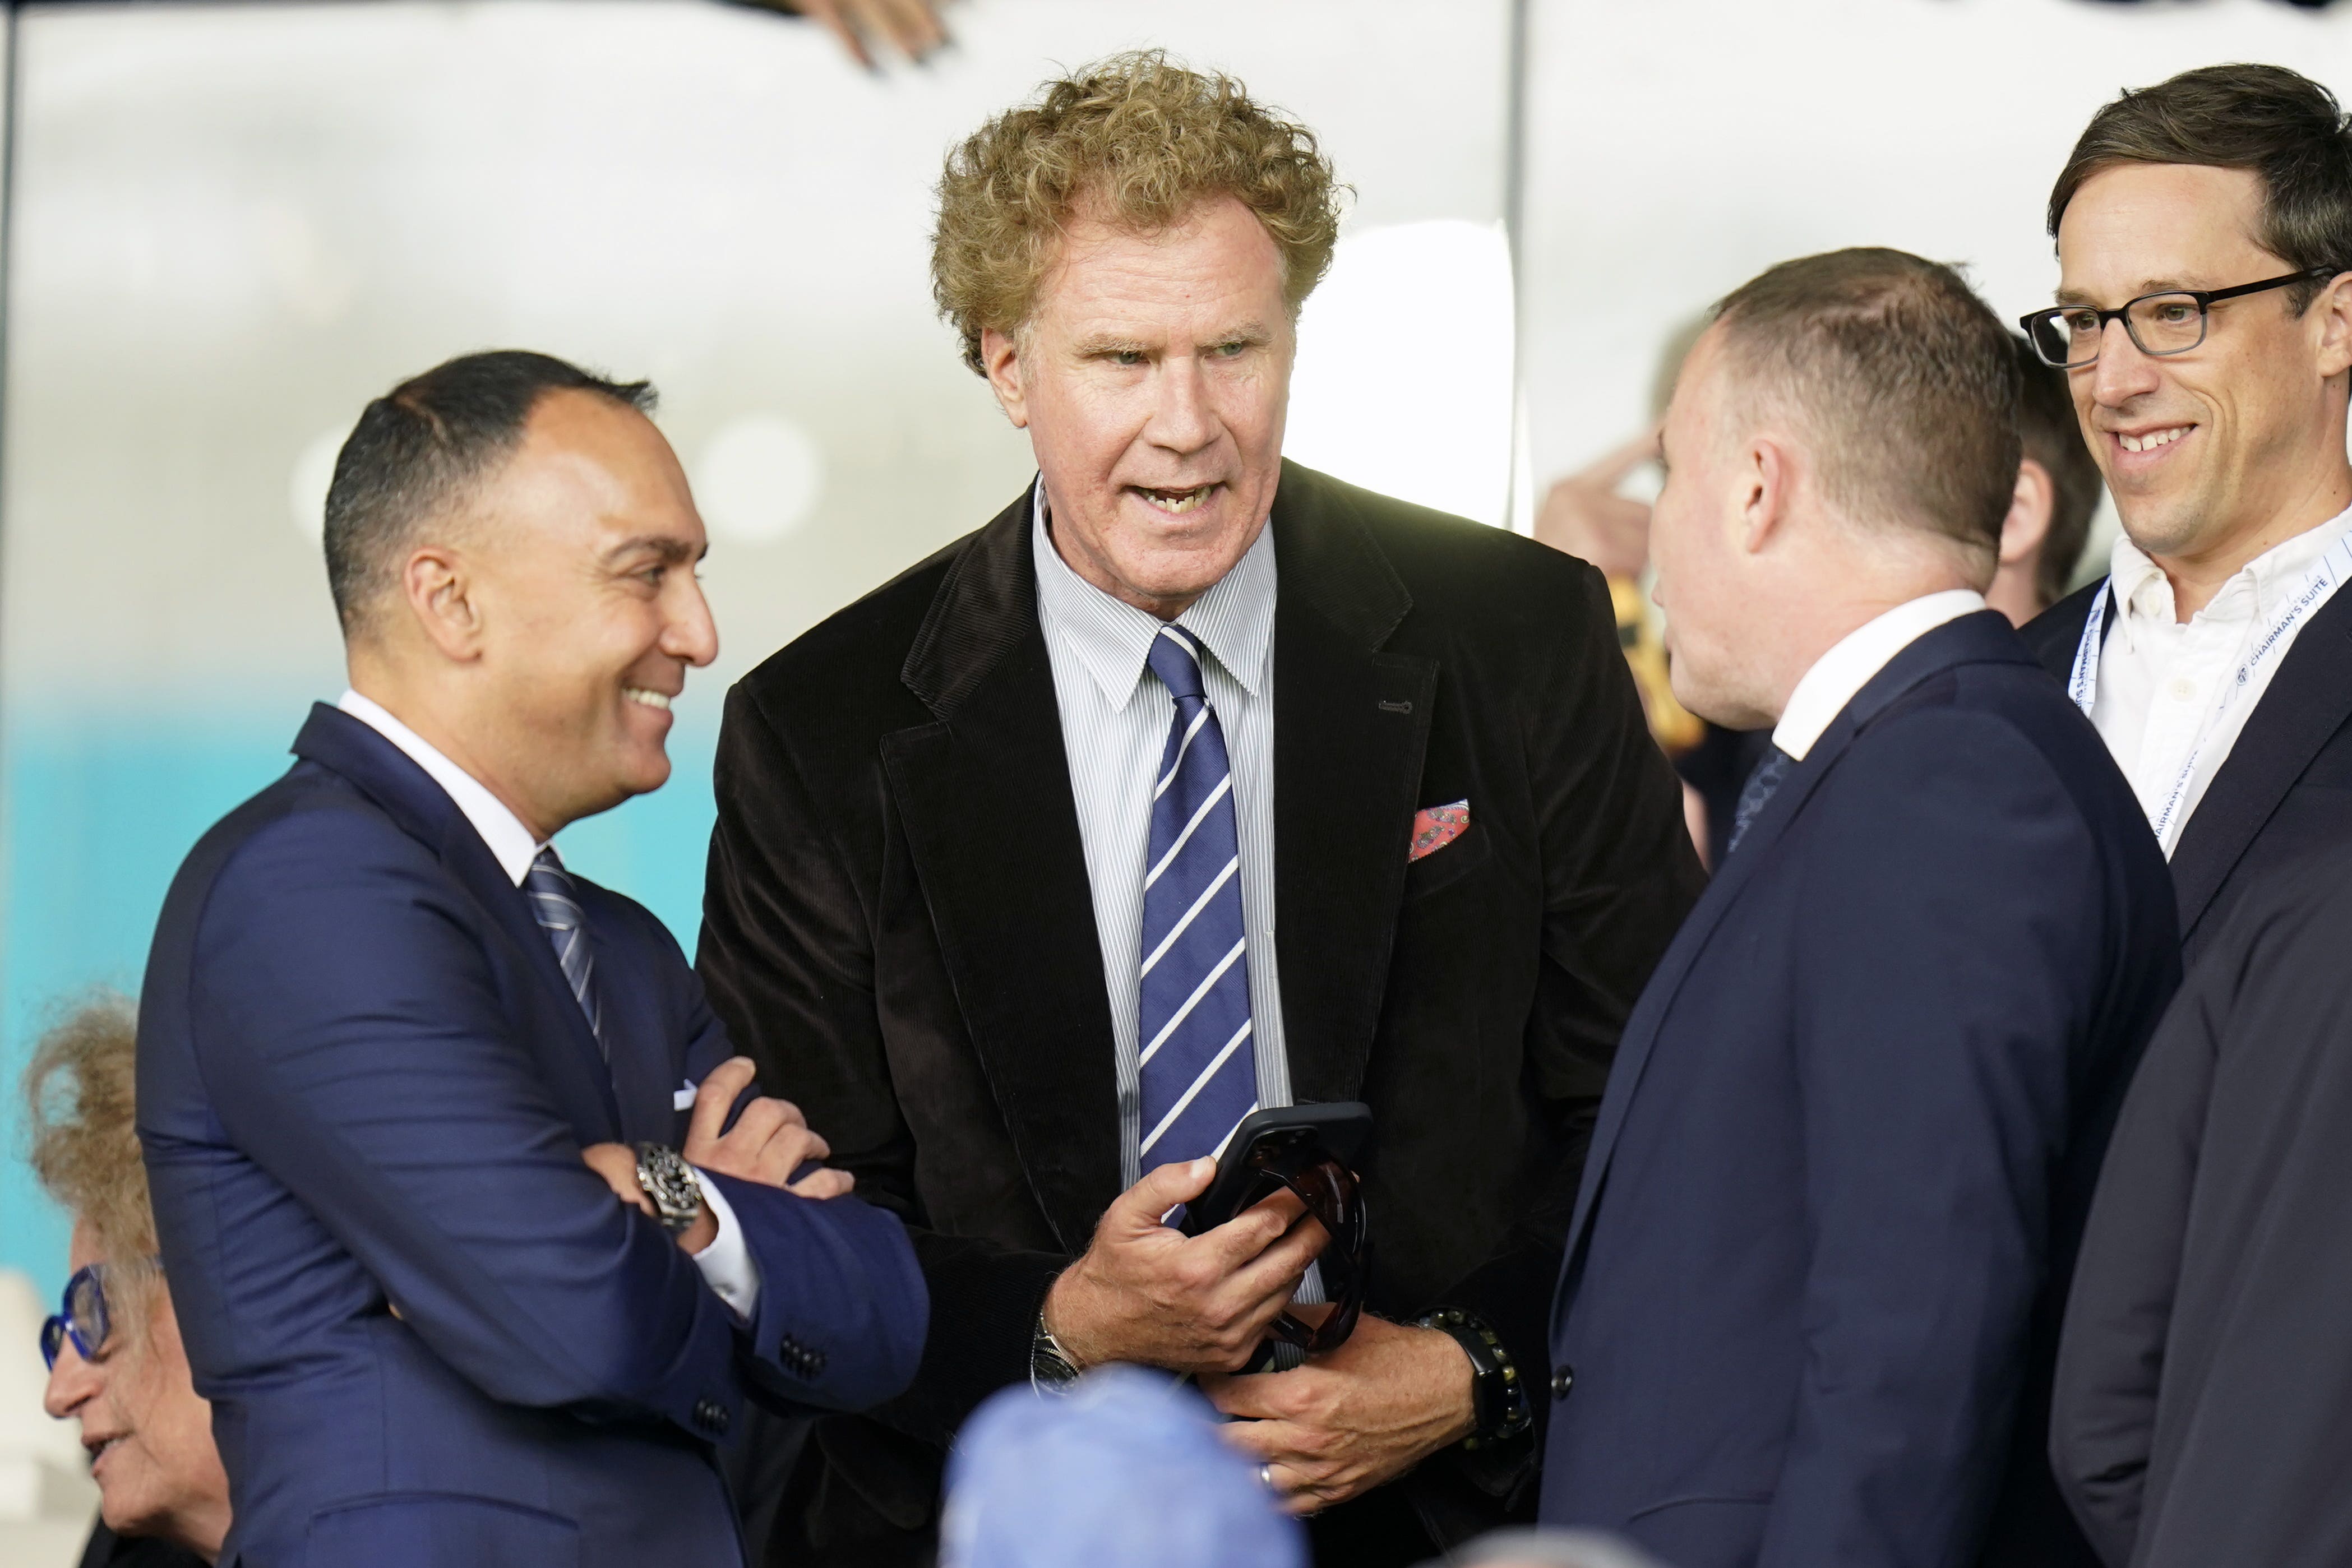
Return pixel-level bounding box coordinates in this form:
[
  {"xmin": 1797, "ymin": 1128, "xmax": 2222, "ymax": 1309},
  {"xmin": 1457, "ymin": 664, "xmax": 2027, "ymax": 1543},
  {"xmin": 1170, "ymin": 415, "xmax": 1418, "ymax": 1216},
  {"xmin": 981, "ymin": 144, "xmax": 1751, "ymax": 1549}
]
[{"xmin": 2019, "ymin": 266, "xmax": 2341, "ymax": 369}]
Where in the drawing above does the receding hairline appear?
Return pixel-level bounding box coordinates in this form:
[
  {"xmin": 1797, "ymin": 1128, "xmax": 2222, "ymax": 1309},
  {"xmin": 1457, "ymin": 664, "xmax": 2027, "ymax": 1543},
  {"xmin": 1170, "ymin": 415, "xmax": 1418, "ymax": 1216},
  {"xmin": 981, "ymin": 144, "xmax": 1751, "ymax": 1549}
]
[{"xmin": 341, "ymin": 384, "xmax": 680, "ymax": 639}]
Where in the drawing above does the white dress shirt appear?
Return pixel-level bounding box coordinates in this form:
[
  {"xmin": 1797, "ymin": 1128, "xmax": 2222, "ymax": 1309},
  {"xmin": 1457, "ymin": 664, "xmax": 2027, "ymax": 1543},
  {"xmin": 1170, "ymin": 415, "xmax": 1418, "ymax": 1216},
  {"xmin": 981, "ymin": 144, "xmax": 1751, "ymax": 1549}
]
[
  {"xmin": 2086, "ymin": 504, "xmax": 2352, "ymax": 855},
  {"xmin": 336, "ymin": 690, "xmax": 761, "ymax": 1320},
  {"xmin": 1772, "ymin": 590, "xmax": 1989, "ymax": 762}
]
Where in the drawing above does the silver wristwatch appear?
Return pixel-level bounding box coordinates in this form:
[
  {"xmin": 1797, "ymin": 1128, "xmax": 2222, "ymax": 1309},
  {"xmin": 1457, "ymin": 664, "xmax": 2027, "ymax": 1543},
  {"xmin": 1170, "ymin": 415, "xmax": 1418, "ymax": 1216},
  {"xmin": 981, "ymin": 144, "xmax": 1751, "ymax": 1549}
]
[
  {"xmin": 1030, "ymin": 1308, "xmax": 1081, "ymax": 1394},
  {"xmin": 632, "ymin": 1143, "xmax": 706, "ymax": 1235}
]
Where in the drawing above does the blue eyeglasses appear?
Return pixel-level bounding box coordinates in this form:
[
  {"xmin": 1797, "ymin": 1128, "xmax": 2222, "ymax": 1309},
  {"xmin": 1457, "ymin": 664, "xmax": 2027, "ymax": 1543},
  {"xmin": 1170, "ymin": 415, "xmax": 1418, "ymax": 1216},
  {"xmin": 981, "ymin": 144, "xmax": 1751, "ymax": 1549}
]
[{"xmin": 39, "ymin": 1259, "xmax": 154, "ymax": 1370}]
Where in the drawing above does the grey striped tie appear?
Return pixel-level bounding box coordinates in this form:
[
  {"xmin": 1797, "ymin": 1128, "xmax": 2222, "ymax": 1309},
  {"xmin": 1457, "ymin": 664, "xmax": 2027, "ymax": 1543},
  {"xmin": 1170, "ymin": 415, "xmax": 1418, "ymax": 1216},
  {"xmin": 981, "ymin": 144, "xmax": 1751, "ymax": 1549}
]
[{"xmin": 524, "ymin": 848, "xmax": 606, "ymax": 1058}]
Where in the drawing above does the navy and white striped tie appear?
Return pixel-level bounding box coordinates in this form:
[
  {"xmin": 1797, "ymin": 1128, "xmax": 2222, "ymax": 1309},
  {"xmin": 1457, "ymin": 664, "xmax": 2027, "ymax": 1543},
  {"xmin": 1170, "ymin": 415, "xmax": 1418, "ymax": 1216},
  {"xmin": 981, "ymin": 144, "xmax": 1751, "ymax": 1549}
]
[
  {"xmin": 525, "ymin": 847, "xmax": 606, "ymax": 1060},
  {"xmin": 1137, "ymin": 625, "xmax": 1259, "ymax": 1176}
]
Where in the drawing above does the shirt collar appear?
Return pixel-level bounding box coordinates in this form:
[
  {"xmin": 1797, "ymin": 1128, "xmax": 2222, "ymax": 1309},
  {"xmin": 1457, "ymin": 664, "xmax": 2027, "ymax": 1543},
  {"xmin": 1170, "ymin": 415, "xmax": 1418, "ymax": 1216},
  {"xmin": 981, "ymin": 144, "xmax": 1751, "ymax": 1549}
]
[
  {"xmin": 1029, "ymin": 477, "xmax": 1276, "ymax": 709},
  {"xmin": 2108, "ymin": 501, "xmax": 2352, "ymax": 646},
  {"xmin": 337, "ymin": 689, "xmax": 548, "ymax": 886},
  {"xmin": 1772, "ymin": 589, "xmax": 1987, "ymax": 762}
]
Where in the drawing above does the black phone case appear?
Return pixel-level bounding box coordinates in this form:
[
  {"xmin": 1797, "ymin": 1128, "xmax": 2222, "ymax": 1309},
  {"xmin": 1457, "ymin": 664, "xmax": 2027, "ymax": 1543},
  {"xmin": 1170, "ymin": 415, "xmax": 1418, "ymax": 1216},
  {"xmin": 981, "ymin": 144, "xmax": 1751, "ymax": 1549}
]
[{"xmin": 1177, "ymin": 1100, "xmax": 1373, "ymax": 1236}]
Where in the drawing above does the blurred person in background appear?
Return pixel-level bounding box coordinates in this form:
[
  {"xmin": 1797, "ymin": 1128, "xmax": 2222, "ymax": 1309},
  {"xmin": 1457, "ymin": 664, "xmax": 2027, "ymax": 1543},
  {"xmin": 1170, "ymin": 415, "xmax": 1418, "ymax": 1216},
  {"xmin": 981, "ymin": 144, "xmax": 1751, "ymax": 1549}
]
[
  {"xmin": 1538, "ymin": 249, "xmax": 2179, "ymax": 1568},
  {"xmin": 940, "ymin": 1367, "xmax": 1304, "ymax": 1568},
  {"xmin": 135, "ymin": 350, "xmax": 926, "ymax": 1568},
  {"xmin": 1990, "ymin": 334, "xmax": 2106, "ymax": 627},
  {"xmin": 1538, "ymin": 325, "xmax": 2101, "ymax": 864},
  {"xmin": 697, "ymin": 50, "xmax": 1703, "ymax": 1567},
  {"xmin": 26, "ymin": 998, "xmax": 223, "ymax": 1567},
  {"xmin": 2018, "ymin": 63, "xmax": 2352, "ymax": 965}
]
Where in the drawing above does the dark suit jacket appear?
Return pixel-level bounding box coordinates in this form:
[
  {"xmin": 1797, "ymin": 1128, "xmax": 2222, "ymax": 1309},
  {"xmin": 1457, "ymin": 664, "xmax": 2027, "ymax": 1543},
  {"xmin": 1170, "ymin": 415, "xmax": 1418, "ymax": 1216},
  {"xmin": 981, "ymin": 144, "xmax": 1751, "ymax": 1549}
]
[
  {"xmin": 78, "ymin": 1524, "xmax": 209, "ymax": 1568},
  {"xmin": 2023, "ymin": 579, "xmax": 2352, "ymax": 966},
  {"xmin": 1541, "ymin": 613, "xmax": 2181, "ymax": 1568},
  {"xmin": 2050, "ymin": 839, "xmax": 2352, "ymax": 1568},
  {"xmin": 696, "ymin": 461, "xmax": 1705, "ymax": 1563},
  {"xmin": 136, "ymin": 706, "xmax": 926, "ymax": 1568}
]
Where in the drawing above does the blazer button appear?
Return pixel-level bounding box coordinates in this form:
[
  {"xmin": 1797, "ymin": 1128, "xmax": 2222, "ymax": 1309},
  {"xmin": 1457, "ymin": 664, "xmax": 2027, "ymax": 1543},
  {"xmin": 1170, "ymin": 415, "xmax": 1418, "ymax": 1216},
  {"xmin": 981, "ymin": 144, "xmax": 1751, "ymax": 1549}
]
[
  {"xmin": 1551, "ymin": 1365, "xmax": 1575, "ymax": 1401},
  {"xmin": 695, "ymin": 1398, "xmax": 729, "ymax": 1435}
]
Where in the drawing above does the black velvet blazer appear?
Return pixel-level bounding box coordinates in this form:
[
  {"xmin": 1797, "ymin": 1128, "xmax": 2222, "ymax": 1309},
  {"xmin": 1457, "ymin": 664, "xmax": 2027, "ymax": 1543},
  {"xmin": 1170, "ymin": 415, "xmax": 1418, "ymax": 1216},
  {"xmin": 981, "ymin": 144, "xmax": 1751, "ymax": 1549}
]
[
  {"xmin": 2023, "ymin": 577, "xmax": 2352, "ymax": 966},
  {"xmin": 696, "ymin": 461, "xmax": 1704, "ymax": 1563}
]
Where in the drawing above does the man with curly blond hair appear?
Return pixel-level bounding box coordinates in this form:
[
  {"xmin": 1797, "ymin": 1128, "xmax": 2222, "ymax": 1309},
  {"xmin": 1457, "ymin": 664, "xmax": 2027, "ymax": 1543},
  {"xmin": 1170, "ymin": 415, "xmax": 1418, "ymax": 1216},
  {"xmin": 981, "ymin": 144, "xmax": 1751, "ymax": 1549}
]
[{"xmin": 699, "ymin": 52, "xmax": 1703, "ymax": 1565}]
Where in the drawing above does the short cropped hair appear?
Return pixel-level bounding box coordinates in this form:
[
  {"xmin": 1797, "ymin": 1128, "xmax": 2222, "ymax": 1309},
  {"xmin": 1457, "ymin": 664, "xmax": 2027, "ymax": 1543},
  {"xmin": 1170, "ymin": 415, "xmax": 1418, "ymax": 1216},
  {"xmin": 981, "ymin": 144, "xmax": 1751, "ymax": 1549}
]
[
  {"xmin": 24, "ymin": 996, "xmax": 154, "ymax": 1279},
  {"xmin": 930, "ymin": 50, "xmax": 1344, "ymax": 375},
  {"xmin": 2049, "ymin": 63, "xmax": 2352, "ymax": 312},
  {"xmin": 2013, "ymin": 334, "xmax": 2103, "ymax": 605},
  {"xmin": 1711, "ymin": 248, "xmax": 2022, "ymax": 565},
  {"xmin": 324, "ymin": 350, "xmax": 655, "ymax": 635}
]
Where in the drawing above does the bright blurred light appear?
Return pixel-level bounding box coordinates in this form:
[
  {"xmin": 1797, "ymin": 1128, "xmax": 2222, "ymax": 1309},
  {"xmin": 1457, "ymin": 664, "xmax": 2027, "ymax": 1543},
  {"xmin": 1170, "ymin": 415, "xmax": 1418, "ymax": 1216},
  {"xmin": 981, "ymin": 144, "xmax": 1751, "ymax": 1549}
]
[
  {"xmin": 695, "ymin": 413, "xmax": 825, "ymax": 545},
  {"xmin": 1284, "ymin": 218, "xmax": 1515, "ymax": 528},
  {"xmin": 289, "ymin": 425, "xmax": 343, "ymax": 540}
]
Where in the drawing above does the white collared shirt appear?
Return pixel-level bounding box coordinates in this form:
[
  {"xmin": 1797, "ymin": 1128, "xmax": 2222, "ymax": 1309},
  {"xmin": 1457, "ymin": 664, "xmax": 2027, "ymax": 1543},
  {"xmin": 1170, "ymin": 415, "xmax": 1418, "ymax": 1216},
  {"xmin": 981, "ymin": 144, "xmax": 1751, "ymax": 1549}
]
[
  {"xmin": 1772, "ymin": 590, "xmax": 1989, "ymax": 762},
  {"xmin": 335, "ymin": 689, "xmax": 760, "ymax": 1320},
  {"xmin": 2086, "ymin": 505, "xmax": 2352, "ymax": 853}
]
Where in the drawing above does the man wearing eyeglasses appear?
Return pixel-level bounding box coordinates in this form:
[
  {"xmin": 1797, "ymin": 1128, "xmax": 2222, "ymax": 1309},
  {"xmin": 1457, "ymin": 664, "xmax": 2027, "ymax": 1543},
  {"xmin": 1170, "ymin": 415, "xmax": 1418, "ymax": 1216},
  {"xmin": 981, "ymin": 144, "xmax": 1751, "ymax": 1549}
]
[
  {"xmin": 2017, "ymin": 62, "xmax": 2352, "ymax": 964},
  {"xmin": 2026, "ymin": 64, "xmax": 2352, "ymax": 1568}
]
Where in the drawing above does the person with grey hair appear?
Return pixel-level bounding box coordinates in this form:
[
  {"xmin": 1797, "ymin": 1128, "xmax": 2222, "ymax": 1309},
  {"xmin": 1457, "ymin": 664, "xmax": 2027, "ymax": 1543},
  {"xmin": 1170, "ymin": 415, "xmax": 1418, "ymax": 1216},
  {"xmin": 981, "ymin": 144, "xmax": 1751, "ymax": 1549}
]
[{"xmin": 1537, "ymin": 249, "xmax": 2179, "ymax": 1568}]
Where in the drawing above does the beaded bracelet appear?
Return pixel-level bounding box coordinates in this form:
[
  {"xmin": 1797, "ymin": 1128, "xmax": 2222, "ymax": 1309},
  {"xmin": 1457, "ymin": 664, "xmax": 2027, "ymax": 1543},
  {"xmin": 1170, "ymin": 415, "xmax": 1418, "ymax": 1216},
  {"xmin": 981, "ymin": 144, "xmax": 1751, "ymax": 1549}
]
[{"xmin": 1415, "ymin": 1306, "xmax": 1533, "ymax": 1450}]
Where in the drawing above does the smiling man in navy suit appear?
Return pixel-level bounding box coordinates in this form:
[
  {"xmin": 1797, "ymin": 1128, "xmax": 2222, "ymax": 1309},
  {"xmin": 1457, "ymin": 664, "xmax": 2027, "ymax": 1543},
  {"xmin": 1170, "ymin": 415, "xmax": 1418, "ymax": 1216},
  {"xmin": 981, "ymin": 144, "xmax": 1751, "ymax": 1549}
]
[
  {"xmin": 1538, "ymin": 251, "xmax": 2180, "ymax": 1568},
  {"xmin": 135, "ymin": 350, "xmax": 925, "ymax": 1567}
]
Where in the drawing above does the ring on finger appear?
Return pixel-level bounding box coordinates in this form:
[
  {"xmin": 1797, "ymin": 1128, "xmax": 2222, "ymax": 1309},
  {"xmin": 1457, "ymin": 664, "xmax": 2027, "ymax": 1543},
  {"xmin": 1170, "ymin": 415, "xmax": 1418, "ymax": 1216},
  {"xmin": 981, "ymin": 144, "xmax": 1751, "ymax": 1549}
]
[{"xmin": 1259, "ymin": 1463, "xmax": 1275, "ymax": 1492}]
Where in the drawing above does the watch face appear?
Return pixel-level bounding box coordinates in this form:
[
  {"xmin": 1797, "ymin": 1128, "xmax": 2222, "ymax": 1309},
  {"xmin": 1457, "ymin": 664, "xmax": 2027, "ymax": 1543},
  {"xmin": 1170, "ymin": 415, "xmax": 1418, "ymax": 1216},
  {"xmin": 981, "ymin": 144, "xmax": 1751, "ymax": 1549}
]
[{"xmin": 634, "ymin": 1144, "xmax": 703, "ymax": 1231}]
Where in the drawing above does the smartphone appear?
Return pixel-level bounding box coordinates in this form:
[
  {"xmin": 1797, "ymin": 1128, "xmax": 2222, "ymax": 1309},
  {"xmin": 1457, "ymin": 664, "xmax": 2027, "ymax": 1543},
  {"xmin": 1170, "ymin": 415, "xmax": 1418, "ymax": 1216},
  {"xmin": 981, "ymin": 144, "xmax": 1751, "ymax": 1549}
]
[{"xmin": 1177, "ymin": 1101, "xmax": 1373, "ymax": 1236}]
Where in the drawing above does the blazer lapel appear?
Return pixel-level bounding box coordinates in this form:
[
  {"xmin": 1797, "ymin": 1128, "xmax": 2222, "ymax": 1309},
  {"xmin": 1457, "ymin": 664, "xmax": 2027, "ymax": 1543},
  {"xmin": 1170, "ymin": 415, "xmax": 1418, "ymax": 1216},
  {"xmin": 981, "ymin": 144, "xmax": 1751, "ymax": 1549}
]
[
  {"xmin": 1559, "ymin": 612, "xmax": 2030, "ymax": 1279},
  {"xmin": 2170, "ymin": 585, "xmax": 2352, "ymax": 945},
  {"xmin": 290, "ymin": 705, "xmax": 623, "ymax": 1139},
  {"xmin": 1267, "ymin": 463, "xmax": 1436, "ymax": 1104},
  {"xmin": 1559, "ymin": 730, "xmax": 1836, "ymax": 1273},
  {"xmin": 881, "ymin": 488, "xmax": 1122, "ymax": 1251}
]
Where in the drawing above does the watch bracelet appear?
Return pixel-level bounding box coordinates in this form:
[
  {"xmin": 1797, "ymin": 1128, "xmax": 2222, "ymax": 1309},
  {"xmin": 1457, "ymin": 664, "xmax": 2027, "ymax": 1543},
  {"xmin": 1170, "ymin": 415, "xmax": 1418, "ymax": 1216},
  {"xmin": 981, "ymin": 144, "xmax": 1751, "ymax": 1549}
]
[
  {"xmin": 1030, "ymin": 1305, "xmax": 1081, "ymax": 1395},
  {"xmin": 630, "ymin": 1142, "xmax": 703, "ymax": 1234},
  {"xmin": 1416, "ymin": 1306, "xmax": 1533, "ymax": 1449}
]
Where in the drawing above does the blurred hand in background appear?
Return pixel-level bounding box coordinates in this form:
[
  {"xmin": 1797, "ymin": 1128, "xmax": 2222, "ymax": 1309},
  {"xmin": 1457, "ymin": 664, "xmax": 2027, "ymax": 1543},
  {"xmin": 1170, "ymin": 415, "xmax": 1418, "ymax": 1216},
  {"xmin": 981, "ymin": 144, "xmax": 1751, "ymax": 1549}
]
[
  {"xmin": 745, "ymin": 0, "xmax": 954, "ymax": 68},
  {"xmin": 1533, "ymin": 426, "xmax": 1661, "ymax": 581}
]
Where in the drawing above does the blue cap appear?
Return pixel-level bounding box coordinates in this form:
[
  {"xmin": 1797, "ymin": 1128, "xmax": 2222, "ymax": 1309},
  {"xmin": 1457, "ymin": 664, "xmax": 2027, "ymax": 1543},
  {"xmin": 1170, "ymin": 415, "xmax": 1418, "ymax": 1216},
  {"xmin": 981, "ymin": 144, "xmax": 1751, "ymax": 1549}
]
[{"xmin": 941, "ymin": 1366, "xmax": 1307, "ymax": 1568}]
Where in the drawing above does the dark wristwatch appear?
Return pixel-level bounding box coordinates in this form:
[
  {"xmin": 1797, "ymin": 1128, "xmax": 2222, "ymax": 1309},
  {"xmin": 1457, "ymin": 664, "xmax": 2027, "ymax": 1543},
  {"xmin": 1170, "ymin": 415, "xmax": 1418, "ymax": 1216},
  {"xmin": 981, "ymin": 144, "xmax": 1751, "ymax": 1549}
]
[
  {"xmin": 1416, "ymin": 1306, "xmax": 1533, "ymax": 1450},
  {"xmin": 632, "ymin": 1143, "xmax": 706, "ymax": 1236}
]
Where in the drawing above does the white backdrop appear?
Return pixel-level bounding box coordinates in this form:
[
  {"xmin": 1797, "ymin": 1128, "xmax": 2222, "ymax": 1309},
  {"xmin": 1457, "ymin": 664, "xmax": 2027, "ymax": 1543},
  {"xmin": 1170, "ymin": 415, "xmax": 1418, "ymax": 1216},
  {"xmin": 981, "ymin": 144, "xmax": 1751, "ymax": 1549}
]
[{"xmin": 1520, "ymin": 0, "xmax": 2352, "ymax": 508}]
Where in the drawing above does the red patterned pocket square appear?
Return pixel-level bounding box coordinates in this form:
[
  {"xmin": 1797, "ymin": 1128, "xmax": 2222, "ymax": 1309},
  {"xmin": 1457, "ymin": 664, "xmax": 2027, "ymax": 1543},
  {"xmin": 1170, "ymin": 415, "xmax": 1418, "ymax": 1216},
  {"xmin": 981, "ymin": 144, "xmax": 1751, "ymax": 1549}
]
[{"xmin": 1409, "ymin": 800, "xmax": 1470, "ymax": 862}]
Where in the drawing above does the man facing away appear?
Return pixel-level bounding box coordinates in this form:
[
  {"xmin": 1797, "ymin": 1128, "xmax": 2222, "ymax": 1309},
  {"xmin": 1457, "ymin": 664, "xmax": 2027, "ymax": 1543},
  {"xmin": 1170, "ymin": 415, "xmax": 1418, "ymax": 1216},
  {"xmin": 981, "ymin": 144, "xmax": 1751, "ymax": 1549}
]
[
  {"xmin": 695, "ymin": 52, "xmax": 1703, "ymax": 1567},
  {"xmin": 1535, "ymin": 326, "xmax": 2101, "ymax": 864},
  {"xmin": 2017, "ymin": 63, "xmax": 2352, "ymax": 965},
  {"xmin": 1538, "ymin": 250, "xmax": 2180, "ymax": 1568},
  {"xmin": 136, "ymin": 351, "xmax": 926, "ymax": 1567}
]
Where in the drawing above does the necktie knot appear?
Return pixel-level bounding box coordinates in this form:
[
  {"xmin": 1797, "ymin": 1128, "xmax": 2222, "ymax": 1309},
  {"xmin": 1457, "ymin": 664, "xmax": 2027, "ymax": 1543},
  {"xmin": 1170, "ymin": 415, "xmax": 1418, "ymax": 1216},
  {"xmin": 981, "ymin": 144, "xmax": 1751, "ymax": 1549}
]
[
  {"xmin": 1146, "ymin": 626, "xmax": 1208, "ymax": 704},
  {"xmin": 526, "ymin": 846, "xmax": 572, "ymax": 892}
]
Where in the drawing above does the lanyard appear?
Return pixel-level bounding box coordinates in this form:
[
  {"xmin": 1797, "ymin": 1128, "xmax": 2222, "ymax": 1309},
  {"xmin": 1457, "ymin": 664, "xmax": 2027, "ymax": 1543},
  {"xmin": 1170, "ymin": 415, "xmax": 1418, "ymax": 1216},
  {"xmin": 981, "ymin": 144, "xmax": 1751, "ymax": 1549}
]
[{"xmin": 2070, "ymin": 534, "xmax": 2352, "ymax": 849}]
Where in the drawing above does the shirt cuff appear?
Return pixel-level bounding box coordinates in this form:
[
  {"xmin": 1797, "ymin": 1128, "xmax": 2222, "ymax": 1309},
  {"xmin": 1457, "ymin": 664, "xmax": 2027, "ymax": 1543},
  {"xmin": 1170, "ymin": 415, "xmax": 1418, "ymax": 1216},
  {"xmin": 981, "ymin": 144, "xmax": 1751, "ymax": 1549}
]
[{"xmin": 687, "ymin": 1171, "xmax": 762, "ymax": 1321}]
